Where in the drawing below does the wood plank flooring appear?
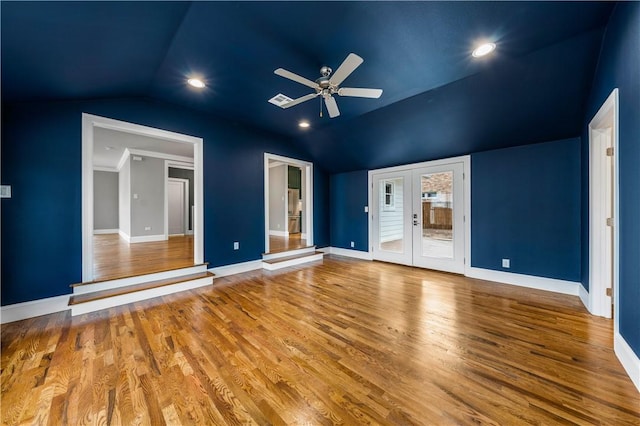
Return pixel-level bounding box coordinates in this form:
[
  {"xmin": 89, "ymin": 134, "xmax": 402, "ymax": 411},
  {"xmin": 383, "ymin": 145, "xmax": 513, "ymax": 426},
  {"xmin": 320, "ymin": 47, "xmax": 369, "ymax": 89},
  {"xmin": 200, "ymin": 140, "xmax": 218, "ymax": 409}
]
[
  {"xmin": 93, "ymin": 234, "xmax": 194, "ymax": 281},
  {"xmin": 268, "ymin": 234, "xmax": 307, "ymax": 253},
  {"xmin": 2, "ymin": 256, "xmax": 639, "ymax": 425}
]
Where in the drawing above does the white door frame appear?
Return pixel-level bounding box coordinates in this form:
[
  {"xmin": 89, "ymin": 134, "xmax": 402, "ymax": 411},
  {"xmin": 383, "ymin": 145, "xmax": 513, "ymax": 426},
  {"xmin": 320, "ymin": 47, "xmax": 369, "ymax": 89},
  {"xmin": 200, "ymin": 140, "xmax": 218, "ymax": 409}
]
[
  {"xmin": 165, "ymin": 161, "xmax": 194, "ymax": 237},
  {"xmin": 588, "ymin": 88, "xmax": 619, "ymax": 322},
  {"xmin": 264, "ymin": 153, "xmax": 313, "ymax": 253},
  {"xmin": 368, "ymin": 155, "xmax": 471, "ymax": 274},
  {"xmin": 167, "ymin": 178, "xmax": 189, "ymax": 236},
  {"xmin": 82, "ymin": 113, "xmax": 204, "ymax": 282}
]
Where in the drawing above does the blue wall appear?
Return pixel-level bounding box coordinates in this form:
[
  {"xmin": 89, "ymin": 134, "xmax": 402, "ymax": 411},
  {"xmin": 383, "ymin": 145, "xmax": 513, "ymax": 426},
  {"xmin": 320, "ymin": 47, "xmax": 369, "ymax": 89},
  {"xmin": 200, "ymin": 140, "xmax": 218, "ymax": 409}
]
[
  {"xmin": 471, "ymin": 139, "xmax": 581, "ymax": 281},
  {"xmin": 582, "ymin": 2, "xmax": 640, "ymax": 356},
  {"xmin": 330, "ymin": 170, "xmax": 369, "ymax": 251},
  {"xmin": 1, "ymin": 98, "xmax": 329, "ymax": 305}
]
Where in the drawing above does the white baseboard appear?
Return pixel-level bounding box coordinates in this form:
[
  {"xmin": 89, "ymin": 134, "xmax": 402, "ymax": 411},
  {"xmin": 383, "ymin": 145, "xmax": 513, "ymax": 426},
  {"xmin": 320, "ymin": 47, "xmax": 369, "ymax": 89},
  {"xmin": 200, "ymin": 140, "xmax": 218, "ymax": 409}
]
[
  {"xmin": 186, "ymin": 230, "xmax": 194, "ymax": 235},
  {"xmin": 1, "ymin": 294, "xmax": 70, "ymax": 324},
  {"xmin": 301, "ymin": 233, "xmax": 307, "ymax": 239},
  {"xmin": 129, "ymin": 234, "xmax": 166, "ymax": 244},
  {"xmin": 119, "ymin": 229, "xmax": 130, "ymax": 243},
  {"xmin": 269, "ymin": 230, "xmax": 289, "ymax": 237},
  {"xmin": 93, "ymin": 229, "xmax": 119, "ymax": 235},
  {"xmin": 614, "ymin": 332, "xmax": 640, "ymax": 392},
  {"xmin": 578, "ymin": 284, "xmax": 591, "ymax": 313},
  {"xmin": 209, "ymin": 260, "xmax": 263, "ymax": 277},
  {"xmin": 466, "ymin": 267, "xmax": 580, "ymax": 296},
  {"xmin": 324, "ymin": 246, "xmax": 373, "ymax": 260}
]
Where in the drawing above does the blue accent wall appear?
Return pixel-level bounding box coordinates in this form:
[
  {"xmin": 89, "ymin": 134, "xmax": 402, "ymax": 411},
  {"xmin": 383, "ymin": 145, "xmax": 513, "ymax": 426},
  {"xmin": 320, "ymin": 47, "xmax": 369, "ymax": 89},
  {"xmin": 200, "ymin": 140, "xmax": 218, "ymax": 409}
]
[
  {"xmin": 1, "ymin": 98, "xmax": 329, "ymax": 305},
  {"xmin": 471, "ymin": 138, "xmax": 581, "ymax": 281},
  {"xmin": 330, "ymin": 171, "xmax": 369, "ymax": 251},
  {"xmin": 582, "ymin": 2, "xmax": 640, "ymax": 356}
]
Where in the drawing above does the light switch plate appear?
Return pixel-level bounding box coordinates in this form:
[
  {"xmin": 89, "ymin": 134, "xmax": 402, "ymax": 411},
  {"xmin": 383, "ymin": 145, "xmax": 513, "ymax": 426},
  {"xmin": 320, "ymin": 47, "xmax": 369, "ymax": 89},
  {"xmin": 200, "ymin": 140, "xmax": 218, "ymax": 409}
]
[{"xmin": 0, "ymin": 185, "xmax": 11, "ymax": 198}]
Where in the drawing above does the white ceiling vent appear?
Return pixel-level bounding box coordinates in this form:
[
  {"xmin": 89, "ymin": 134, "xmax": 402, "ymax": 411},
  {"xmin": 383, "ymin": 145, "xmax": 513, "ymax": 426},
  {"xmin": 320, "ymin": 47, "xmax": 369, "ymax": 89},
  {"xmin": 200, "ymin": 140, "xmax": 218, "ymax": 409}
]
[{"xmin": 268, "ymin": 93, "xmax": 293, "ymax": 108}]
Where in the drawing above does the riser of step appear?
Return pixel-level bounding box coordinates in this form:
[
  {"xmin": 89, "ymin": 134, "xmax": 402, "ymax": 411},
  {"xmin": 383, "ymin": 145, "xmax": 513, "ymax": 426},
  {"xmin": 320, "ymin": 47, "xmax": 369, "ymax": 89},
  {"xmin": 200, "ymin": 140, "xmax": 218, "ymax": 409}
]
[
  {"xmin": 262, "ymin": 246, "xmax": 316, "ymax": 261},
  {"xmin": 262, "ymin": 253, "xmax": 323, "ymax": 271},
  {"xmin": 73, "ymin": 264, "xmax": 209, "ymax": 295},
  {"xmin": 70, "ymin": 276, "xmax": 213, "ymax": 316}
]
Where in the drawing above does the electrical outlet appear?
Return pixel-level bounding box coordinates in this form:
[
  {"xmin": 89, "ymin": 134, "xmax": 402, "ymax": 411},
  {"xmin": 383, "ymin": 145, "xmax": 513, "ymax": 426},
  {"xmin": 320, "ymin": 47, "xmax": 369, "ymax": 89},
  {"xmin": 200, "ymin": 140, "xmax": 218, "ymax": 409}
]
[
  {"xmin": 502, "ymin": 258, "xmax": 510, "ymax": 268},
  {"xmin": 133, "ymin": 193, "xmax": 138, "ymax": 199},
  {"xmin": 350, "ymin": 241, "xmax": 355, "ymax": 248},
  {"xmin": 364, "ymin": 206, "xmax": 369, "ymax": 213},
  {"xmin": 233, "ymin": 241, "xmax": 239, "ymax": 250},
  {"xmin": 145, "ymin": 226, "xmax": 151, "ymax": 231}
]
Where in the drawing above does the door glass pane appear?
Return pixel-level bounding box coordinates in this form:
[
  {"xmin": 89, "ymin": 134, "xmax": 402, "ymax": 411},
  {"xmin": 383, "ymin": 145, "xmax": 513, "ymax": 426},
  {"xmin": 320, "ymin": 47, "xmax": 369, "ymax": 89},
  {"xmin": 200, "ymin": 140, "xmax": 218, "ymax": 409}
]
[
  {"xmin": 379, "ymin": 177, "xmax": 404, "ymax": 252},
  {"xmin": 421, "ymin": 172, "xmax": 453, "ymax": 258}
]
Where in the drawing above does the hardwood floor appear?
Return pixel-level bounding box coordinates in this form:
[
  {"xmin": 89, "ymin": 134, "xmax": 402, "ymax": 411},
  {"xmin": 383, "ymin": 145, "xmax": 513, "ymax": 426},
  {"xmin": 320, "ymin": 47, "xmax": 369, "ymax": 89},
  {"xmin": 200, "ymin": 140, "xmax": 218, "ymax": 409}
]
[
  {"xmin": 2, "ymin": 256, "xmax": 639, "ymax": 425},
  {"xmin": 92, "ymin": 234, "xmax": 194, "ymax": 281},
  {"xmin": 268, "ymin": 233, "xmax": 308, "ymax": 253}
]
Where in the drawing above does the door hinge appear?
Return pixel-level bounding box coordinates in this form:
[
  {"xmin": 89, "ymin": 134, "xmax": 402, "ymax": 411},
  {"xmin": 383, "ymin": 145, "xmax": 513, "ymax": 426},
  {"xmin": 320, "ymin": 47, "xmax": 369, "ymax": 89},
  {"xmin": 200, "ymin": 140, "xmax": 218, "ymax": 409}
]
[
  {"xmin": 606, "ymin": 287, "xmax": 612, "ymax": 297},
  {"xmin": 606, "ymin": 147, "xmax": 614, "ymax": 157},
  {"xmin": 606, "ymin": 217, "xmax": 614, "ymax": 227}
]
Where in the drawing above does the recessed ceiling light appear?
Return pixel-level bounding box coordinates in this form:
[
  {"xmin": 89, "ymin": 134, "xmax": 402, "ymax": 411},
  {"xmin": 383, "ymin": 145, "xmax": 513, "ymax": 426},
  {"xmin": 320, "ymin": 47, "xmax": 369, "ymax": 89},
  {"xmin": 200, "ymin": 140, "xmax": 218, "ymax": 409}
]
[
  {"xmin": 472, "ymin": 42, "xmax": 496, "ymax": 58},
  {"xmin": 298, "ymin": 120, "xmax": 310, "ymax": 128},
  {"xmin": 187, "ymin": 78, "xmax": 205, "ymax": 88}
]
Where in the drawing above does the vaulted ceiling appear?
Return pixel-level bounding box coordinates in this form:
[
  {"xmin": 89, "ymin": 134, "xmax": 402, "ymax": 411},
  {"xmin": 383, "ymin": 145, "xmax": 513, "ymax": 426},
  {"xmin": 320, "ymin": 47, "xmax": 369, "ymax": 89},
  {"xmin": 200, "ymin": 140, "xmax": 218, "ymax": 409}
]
[{"xmin": 1, "ymin": 1, "xmax": 615, "ymax": 173}]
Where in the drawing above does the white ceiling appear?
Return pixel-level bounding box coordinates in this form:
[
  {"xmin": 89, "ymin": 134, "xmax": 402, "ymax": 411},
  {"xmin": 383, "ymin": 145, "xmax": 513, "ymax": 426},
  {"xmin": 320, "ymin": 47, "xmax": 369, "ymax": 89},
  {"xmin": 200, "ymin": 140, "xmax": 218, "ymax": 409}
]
[{"xmin": 93, "ymin": 127, "xmax": 194, "ymax": 169}]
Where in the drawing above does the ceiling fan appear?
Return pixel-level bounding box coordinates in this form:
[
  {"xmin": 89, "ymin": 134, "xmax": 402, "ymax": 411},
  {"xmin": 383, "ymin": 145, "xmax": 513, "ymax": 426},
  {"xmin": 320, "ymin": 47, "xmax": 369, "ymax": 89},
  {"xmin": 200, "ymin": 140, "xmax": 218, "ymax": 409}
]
[{"xmin": 272, "ymin": 53, "xmax": 383, "ymax": 118}]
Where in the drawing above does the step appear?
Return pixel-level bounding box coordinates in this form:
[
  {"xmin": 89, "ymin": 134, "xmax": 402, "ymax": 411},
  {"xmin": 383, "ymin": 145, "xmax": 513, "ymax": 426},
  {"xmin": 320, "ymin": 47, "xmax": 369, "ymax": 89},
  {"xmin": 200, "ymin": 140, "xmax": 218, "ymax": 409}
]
[
  {"xmin": 262, "ymin": 251, "xmax": 324, "ymax": 271},
  {"xmin": 262, "ymin": 246, "xmax": 316, "ymax": 261},
  {"xmin": 69, "ymin": 271, "xmax": 214, "ymax": 316},
  {"xmin": 71, "ymin": 264, "xmax": 209, "ymax": 295}
]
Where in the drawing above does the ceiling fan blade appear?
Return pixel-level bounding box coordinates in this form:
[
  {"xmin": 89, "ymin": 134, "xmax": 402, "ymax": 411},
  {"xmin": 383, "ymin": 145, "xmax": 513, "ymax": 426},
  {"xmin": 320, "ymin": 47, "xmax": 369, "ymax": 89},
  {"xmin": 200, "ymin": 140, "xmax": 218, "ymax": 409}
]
[
  {"xmin": 324, "ymin": 96, "xmax": 340, "ymax": 118},
  {"xmin": 329, "ymin": 53, "xmax": 364, "ymax": 86},
  {"xmin": 274, "ymin": 68, "xmax": 318, "ymax": 89},
  {"xmin": 338, "ymin": 87, "xmax": 383, "ymax": 98},
  {"xmin": 281, "ymin": 93, "xmax": 319, "ymax": 109}
]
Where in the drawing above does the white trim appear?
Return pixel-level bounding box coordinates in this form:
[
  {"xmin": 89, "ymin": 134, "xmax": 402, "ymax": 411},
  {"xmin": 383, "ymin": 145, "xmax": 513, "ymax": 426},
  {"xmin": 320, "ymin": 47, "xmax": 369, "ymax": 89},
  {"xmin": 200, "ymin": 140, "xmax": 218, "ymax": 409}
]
[
  {"xmin": 614, "ymin": 332, "xmax": 640, "ymax": 392},
  {"xmin": 262, "ymin": 252, "xmax": 323, "ymax": 271},
  {"xmin": 119, "ymin": 229, "xmax": 131, "ymax": 243},
  {"xmin": 466, "ymin": 267, "xmax": 580, "ymax": 296},
  {"xmin": 93, "ymin": 166, "xmax": 118, "ymax": 172},
  {"xmin": 588, "ymin": 88, "xmax": 618, "ymax": 320},
  {"xmin": 167, "ymin": 177, "xmax": 190, "ymax": 236},
  {"xmin": 264, "ymin": 153, "xmax": 313, "ymax": 254},
  {"xmin": 1, "ymin": 294, "xmax": 70, "ymax": 324},
  {"xmin": 116, "ymin": 149, "xmax": 130, "ymax": 171},
  {"xmin": 208, "ymin": 260, "xmax": 263, "ymax": 277},
  {"xmin": 128, "ymin": 148, "xmax": 193, "ymax": 164},
  {"xmin": 70, "ymin": 276, "xmax": 213, "ymax": 316},
  {"xmin": 262, "ymin": 246, "xmax": 316, "ymax": 261},
  {"xmin": 269, "ymin": 230, "xmax": 289, "ymax": 237},
  {"xmin": 128, "ymin": 234, "xmax": 166, "ymax": 244},
  {"xmin": 82, "ymin": 113, "xmax": 204, "ymax": 282},
  {"xmin": 93, "ymin": 229, "xmax": 119, "ymax": 235},
  {"xmin": 578, "ymin": 284, "xmax": 590, "ymax": 312},
  {"xmin": 327, "ymin": 247, "xmax": 373, "ymax": 260}
]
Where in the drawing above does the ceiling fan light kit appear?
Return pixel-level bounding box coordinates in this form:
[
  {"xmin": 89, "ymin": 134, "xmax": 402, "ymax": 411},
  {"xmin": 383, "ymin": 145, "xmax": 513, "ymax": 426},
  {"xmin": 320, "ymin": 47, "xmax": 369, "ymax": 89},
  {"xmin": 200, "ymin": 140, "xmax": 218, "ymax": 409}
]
[{"xmin": 272, "ymin": 53, "xmax": 383, "ymax": 119}]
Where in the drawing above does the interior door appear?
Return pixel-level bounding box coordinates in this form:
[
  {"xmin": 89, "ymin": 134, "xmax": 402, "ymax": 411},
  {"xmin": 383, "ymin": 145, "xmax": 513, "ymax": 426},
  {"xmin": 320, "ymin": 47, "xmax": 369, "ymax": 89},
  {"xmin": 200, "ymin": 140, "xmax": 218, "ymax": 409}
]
[
  {"xmin": 371, "ymin": 162, "xmax": 466, "ymax": 273},
  {"xmin": 168, "ymin": 180, "xmax": 185, "ymax": 235},
  {"xmin": 412, "ymin": 163, "xmax": 465, "ymax": 273},
  {"xmin": 372, "ymin": 171, "xmax": 413, "ymax": 265}
]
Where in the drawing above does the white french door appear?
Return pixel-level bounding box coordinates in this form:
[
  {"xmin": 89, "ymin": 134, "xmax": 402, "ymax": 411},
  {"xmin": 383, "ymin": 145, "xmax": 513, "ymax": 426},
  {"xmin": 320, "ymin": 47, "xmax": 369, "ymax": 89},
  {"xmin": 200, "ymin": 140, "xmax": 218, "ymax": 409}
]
[{"xmin": 371, "ymin": 160, "xmax": 466, "ymax": 274}]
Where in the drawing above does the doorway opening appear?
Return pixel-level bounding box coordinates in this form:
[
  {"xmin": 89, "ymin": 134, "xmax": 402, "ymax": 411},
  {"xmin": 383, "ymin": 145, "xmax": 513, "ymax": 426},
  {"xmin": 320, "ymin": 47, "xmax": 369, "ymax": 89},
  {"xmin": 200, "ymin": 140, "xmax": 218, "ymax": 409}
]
[
  {"xmin": 82, "ymin": 114, "xmax": 204, "ymax": 282},
  {"xmin": 264, "ymin": 153, "xmax": 313, "ymax": 254},
  {"xmin": 369, "ymin": 156, "xmax": 470, "ymax": 274},
  {"xmin": 588, "ymin": 88, "xmax": 619, "ymax": 322}
]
